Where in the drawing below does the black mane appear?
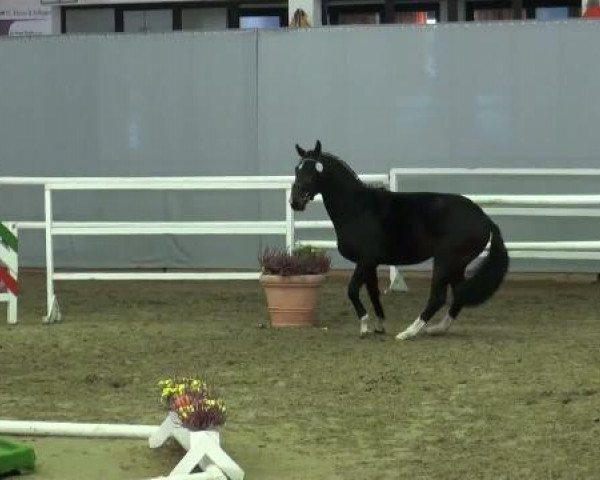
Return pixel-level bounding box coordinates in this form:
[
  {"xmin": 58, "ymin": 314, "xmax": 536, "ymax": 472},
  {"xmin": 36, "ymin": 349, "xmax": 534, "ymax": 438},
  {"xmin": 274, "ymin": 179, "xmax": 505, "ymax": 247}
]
[
  {"xmin": 320, "ymin": 152, "xmax": 388, "ymax": 191},
  {"xmin": 320, "ymin": 152, "xmax": 359, "ymax": 180}
]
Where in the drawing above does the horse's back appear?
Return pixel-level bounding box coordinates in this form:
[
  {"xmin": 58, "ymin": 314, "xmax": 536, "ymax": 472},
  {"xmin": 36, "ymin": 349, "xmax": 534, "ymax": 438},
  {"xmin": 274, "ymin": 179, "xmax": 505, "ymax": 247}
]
[
  {"xmin": 332, "ymin": 187, "xmax": 490, "ymax": 266},
  {"xmin": 382, "ymin": 191, "xmax": 490, "ymax": 264},
  {"xmin": 390, "ymin": 191, "xmax": 486, "ymax": 226}
]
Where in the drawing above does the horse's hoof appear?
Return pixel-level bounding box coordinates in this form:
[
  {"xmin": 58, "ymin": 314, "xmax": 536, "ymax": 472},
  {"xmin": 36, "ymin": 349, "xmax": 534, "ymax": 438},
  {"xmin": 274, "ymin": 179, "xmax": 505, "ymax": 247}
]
[
  {"xmin": 359, "ymin": 332, "xmax": 369, "ymax": 339},
  {"xmin": 374, "ymin": 328, "xmax": 386, "ymax": 335},
  {"xmin": 395, "ymin": 331, "xmax": 414, "ymax": 341},
  {"xmin": 395, "ymin": 329, "xmax": 421, "ymax": 340},
  {"xmin": 395, "ymin": 318, "xmax": 426, "ymax": 341}
]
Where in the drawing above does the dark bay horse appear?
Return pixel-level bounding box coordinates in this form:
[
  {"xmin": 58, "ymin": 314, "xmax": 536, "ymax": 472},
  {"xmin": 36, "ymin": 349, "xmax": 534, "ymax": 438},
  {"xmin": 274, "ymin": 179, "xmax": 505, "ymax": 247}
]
[{"xmin": 290, "ymin": 140, "xmax": 509, "ymax": 340}]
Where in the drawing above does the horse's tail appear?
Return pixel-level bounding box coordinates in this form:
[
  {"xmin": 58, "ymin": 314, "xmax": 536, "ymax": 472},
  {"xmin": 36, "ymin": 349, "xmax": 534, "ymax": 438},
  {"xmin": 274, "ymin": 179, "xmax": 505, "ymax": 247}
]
[{"xmin": 453, "ymin": 221, "xmax": 509, "ymax": 307}]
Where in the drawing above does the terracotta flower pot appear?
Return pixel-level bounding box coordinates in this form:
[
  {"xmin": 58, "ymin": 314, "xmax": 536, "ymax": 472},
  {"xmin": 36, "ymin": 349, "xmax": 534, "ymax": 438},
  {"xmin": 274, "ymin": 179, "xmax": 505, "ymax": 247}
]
[{"xmin": 260, "ymin": 274, "xmax": 326, "ymax": 327}]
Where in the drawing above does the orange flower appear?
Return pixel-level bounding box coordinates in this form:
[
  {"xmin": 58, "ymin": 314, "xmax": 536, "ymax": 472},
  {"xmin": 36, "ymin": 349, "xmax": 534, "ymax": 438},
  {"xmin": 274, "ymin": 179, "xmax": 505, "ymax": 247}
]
[{"xmin": 171, "ymin": 394, "xmax": 192, "ymax": 410}]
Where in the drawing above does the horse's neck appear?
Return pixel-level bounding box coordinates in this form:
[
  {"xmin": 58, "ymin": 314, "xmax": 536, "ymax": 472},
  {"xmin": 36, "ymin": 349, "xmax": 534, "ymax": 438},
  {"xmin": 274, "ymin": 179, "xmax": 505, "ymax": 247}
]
[{"xmin": 321, "ymin": 172, "xmax": 366, "ymax": 225}]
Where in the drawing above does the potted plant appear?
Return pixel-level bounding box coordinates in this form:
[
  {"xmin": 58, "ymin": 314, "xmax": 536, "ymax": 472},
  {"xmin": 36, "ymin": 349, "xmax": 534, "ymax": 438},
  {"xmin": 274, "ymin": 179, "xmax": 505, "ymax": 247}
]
[
  {"xmin": 259, "ymin": 246, "xmax": 331, "ymax": 327},
  {"xmin": 158, "ymin": 377, "xmax": 227, "ymax": 432}
]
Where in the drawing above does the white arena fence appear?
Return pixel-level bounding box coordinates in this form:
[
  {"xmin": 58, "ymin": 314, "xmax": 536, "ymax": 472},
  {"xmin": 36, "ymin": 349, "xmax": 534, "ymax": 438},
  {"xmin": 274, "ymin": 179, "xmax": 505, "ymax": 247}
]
[
  {"xmin": 393, "ymin": 169, "xmax": 600, "ymax": 287},
  {"xmin": 0, "ymin": 175, "xmax": 388, "ymax": 322},
  {"xmin": 1, "ymin": 169, "xmax": 600, "ymax": 323}
]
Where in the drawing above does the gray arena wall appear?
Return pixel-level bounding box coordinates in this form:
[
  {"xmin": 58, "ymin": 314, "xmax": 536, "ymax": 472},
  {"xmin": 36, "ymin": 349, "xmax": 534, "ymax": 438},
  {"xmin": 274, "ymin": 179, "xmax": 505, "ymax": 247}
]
[{"xmin": 1, "ymin": 22, "xmax": 599, "ymax": 272}]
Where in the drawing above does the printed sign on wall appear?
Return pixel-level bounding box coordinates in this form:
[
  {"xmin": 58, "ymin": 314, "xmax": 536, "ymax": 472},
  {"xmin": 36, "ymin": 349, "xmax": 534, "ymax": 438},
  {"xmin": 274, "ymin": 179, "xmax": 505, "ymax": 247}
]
[{"xmin": 0, "ymin": 0, "xmax": 53, "ymax": 36}]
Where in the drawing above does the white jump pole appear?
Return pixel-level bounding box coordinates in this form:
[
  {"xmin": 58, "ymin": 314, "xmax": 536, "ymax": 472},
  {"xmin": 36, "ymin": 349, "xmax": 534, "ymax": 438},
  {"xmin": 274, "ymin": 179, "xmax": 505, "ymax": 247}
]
[
  {"xmin": 0, "ymin": 419, "xmax": 157, "ymax": 438},
  {"xmin": 0, "ymin": 417, "xmax": 245, "ymax": 480}
]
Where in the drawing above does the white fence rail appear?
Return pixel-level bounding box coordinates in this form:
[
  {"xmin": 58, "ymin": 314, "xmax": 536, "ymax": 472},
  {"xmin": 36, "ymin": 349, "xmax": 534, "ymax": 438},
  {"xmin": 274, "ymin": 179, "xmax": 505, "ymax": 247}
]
[{"xmin": 2, "ymin": 170, "xmax": 600, "ymax": 322}]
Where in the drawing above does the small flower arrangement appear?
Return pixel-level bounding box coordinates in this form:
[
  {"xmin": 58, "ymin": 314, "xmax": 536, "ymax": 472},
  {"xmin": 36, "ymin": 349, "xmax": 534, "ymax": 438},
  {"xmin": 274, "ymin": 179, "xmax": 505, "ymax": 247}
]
[
  {"xmin": 259, "ymin": 245, "xmax": 331, "ymax": 276},
  {"xmin": 159, "ymin": 377, "xmax": 227, "ymax": 431}
]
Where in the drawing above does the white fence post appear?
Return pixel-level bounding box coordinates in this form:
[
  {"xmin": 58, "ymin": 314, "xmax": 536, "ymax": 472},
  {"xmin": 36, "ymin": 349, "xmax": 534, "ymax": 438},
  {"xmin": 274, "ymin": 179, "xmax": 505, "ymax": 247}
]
[
  {"xmin": 387, "ymin": 171, "xmax": 409, "ymax": 293},
  {"xmin": 285, "ymin": 187, "xmax": 294, "ymax": 252},
  {"xmin": 44, "ymin": 187, "xmax": 60, "ymax": 324}
]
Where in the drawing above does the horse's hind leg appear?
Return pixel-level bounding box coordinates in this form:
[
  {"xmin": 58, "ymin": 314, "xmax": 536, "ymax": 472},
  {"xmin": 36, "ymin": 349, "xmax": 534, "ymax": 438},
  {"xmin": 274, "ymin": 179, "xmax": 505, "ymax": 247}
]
[
  {"xmin": 426, "ymin": 270, "xmax": 465, "ymax": 335},
  {"xmin": 348, "ymin": 264, "xmax": 370, "ymax": 338},
  {"xmin": 365, "ymin": 266, "xmax": 385, "ymax": 334},
  {"xmin": 396, "ymin": 260, "xmax": 449, "ymax": 340}
]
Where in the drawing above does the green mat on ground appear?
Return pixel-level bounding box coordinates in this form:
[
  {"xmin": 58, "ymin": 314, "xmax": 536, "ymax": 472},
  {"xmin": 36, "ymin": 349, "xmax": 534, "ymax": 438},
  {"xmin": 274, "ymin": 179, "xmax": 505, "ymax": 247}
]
[{"xmin": 0, "ymin": 438, "xmax": 35, "ymax": 476}]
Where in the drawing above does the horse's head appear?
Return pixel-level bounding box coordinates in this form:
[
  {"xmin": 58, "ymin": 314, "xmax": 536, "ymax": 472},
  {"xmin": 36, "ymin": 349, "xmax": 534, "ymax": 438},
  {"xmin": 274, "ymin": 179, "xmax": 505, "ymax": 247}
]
[{"xmin": 290, "ymin": 140, "xmax": 325, "ymax": 211}]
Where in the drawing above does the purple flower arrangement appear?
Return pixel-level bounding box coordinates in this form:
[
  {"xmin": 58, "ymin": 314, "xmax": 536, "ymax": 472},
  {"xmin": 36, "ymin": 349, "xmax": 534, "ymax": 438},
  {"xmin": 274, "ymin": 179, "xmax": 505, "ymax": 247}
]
[{"xmin": 259, "ymin": 246, "xmax": 331, "ymax": 276}]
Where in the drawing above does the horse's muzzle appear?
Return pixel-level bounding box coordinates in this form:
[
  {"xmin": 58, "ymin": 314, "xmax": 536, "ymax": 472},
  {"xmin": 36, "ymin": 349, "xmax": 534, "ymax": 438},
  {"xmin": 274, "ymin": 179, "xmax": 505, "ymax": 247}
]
[
  {"xmin": 290, "ymin": 185, "xmax": 313, "ymax": 211},
  {"xmin": 290, "ymin": 197, "xmax": 308, "ymax": 211}
]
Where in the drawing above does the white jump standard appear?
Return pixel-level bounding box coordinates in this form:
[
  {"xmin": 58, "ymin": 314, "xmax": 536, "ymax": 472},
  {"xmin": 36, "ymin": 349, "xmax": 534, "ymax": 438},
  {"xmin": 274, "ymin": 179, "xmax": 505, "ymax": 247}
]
[{"xmin": 149, "ymin": 413, "xmax": 244, "ymax": 480}]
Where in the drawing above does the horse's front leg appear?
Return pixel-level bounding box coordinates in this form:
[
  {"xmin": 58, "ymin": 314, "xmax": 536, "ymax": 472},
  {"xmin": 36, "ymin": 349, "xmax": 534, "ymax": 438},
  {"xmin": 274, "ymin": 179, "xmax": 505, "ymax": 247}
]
[
  {"xmin": 348, "ymin": 264, "xmax": 371, "ymax": 338},
  {"xmin": 365, "ymin": 266, "xmax": 385, "ymax": 335}
]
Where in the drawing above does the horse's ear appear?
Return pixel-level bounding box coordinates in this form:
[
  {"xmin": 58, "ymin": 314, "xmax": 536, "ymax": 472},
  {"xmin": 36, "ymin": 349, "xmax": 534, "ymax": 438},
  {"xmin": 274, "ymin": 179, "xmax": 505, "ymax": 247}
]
[
  {"xmin": 295, "ymin": 144, "xmax": 306, "ymax": 157},
  {"xmin": 314, "ymin": 140, "xmax": 322, "ymax": 155}
]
